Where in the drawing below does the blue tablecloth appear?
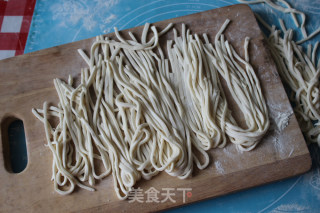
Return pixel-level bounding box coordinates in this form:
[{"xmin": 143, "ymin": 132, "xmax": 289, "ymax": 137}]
[{"xmin": 25, "ymin": 0, "xmax": 320, "ymax": 212}]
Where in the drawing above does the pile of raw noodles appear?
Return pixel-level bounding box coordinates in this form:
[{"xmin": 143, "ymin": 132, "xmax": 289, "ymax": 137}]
[
  {"xmin": 32, "ymin": 19, "xmax": 269, "ymax": 199},
  {"xmin": 239, "ymin": 0, "xmax": 320, "ymax": 145}
]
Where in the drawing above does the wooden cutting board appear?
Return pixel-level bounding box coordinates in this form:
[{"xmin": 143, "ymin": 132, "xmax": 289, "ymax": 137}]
[{"xmin": 0, "ymin": 4, "xmax": 311, "ymax": 213}]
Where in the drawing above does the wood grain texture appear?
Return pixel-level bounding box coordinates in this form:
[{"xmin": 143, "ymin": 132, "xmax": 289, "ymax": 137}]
[{"xmin": 0, "ymin": 4, "xmax": 311, "ymax": 213}]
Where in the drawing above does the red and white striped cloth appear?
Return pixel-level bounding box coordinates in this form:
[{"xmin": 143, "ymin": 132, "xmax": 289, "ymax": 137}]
[{"xmin": 0, "ymin": 0, "xmax": 36, "ymax": 60}]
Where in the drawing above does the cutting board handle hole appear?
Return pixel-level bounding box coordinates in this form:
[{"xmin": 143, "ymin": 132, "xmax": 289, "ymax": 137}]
[{"xmin": 1, "ymin": 117, "xmax": 28, "ymax": 173}]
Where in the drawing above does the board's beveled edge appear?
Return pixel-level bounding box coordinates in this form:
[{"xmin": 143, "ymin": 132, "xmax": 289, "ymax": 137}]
[{"xmin": 75, "ymin": 152, "xmax": 311, "ymax": 213}]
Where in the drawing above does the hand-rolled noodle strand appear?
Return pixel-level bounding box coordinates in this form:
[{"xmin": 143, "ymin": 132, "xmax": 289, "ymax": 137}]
[
  {"xmin": 203, "ymin": 19, "xmax": 269, "ymax": 151},
  {"xmin": 238, "ymin": 0, "xmax": 314, "ymax": 39},
  {"xmin": 111, "ymin": 33, "xmax": 191, "ymax": 178},
  {"xmin": 115, "ymin": 50, "xmax": 192, "ymax": 179},
  {"xmin": 259, "ymin": 21, "xmax": 320, "ymax": 145},
  {"xmin": 167, "ymin": 24, "xmax": 225, "ymax": 151}
]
